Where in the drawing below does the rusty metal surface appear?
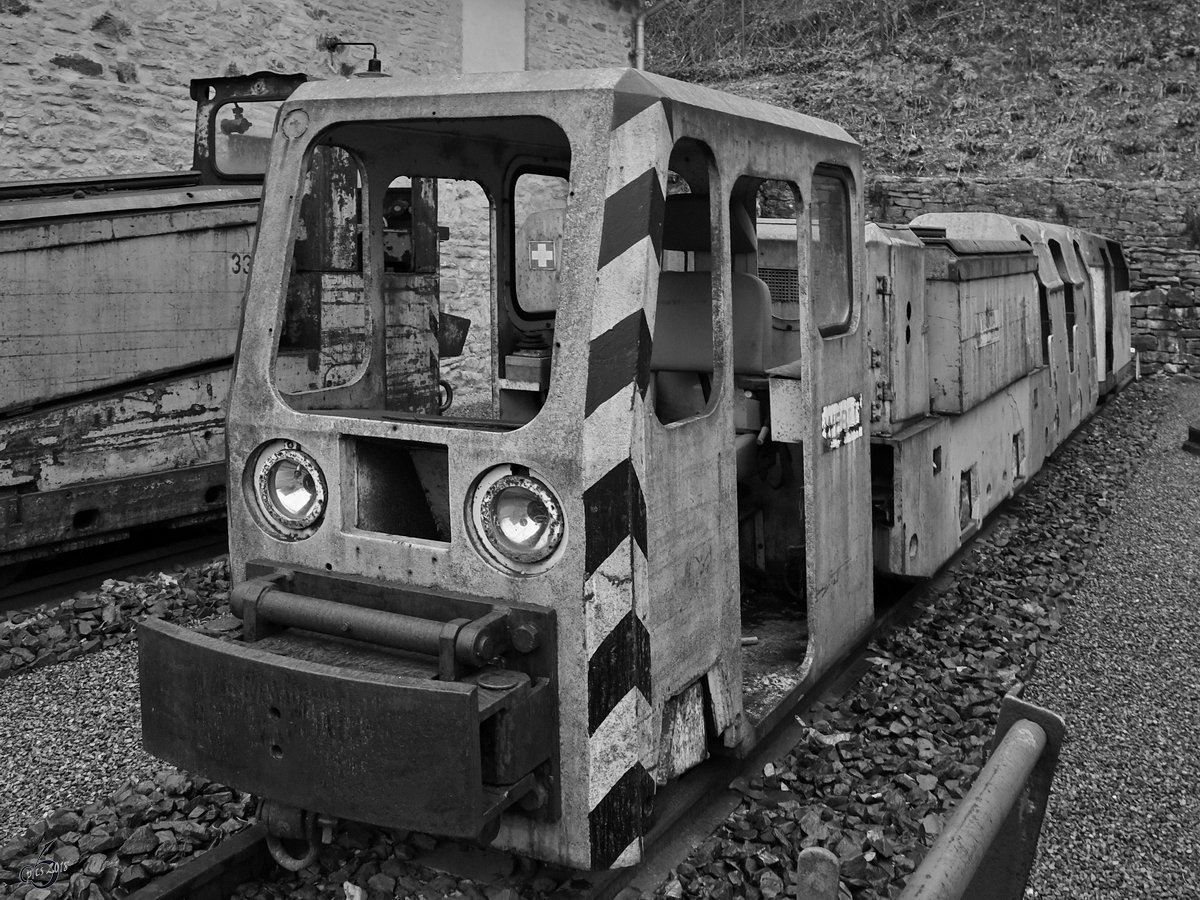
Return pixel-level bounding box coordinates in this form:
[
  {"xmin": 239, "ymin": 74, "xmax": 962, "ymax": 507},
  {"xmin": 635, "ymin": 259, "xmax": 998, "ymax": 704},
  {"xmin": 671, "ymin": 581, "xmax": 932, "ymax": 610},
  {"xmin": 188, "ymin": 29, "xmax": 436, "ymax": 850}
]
[
  {"xmin": 0, "ymin": 462, "xmax": 226, "ymax": 567},
  {"xmin": 140, "ymin": 618, "xmax": 495, "ymax": 837},
  {"xmin": 0, "ymin": 170, "xmax": 202, "ymax": 202},
  {"xmin": 231, "ymin": 580, "xmax": 515, "ymax": 672}
]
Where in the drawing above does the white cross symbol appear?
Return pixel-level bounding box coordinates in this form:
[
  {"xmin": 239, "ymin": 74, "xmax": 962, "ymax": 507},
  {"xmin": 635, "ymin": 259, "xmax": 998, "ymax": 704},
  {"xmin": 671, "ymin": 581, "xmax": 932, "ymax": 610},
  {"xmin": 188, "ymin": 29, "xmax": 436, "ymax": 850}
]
[{"xmin": 529, "ymin": 240, "xmax": 556, "ymax": 270}]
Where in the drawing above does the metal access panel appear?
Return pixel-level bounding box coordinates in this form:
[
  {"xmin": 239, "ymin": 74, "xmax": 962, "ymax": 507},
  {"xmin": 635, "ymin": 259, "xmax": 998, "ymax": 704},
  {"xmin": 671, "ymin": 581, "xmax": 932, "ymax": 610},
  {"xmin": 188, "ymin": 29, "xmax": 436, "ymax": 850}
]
[
  {"xmin": 865, "ymin": 224, "xmax": 929, "ymax": 431},
  {"xmin": 920, "ymin": 236, "xmax": 1040, "ymax": 414}
]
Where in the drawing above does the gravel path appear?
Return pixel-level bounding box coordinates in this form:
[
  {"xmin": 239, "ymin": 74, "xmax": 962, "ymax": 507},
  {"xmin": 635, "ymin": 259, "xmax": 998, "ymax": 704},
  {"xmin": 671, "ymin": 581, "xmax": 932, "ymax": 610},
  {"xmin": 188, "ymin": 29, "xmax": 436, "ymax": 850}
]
[
  {"xmin": 1024, "ymin": 379, "xmax": 1200, "ymax": 899},
  {"xmin": 0, "ymin": 644, "xmax": 155, "ymax": 843}
]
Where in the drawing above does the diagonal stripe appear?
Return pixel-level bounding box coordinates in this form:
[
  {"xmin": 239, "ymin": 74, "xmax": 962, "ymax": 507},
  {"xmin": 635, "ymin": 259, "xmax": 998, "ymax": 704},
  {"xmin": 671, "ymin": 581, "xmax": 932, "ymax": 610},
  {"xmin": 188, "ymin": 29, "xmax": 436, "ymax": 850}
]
[
  {"xmin": 604, "ymin": 99, "xmax": 673, "ymax": 198},
  {"xmin": 583, "ymin": 387, "xmax": 634, "ymax": 489},
  {"xmin": 597, "ymin": 169, "xmax": 665, "ymax": 271},
  {"xmin": 629, "ymin": 461, "xmax": 647, "ymax": 561},
  {"xmin": 590, "ymin": 233, "xmax": 658, "ymax": 340},
  {"xmin": 585, "ymin": 310, "xmax": 652, "ymax": 419},
  {"xmin": 585, "ymin": 534, "xmax": 634, "ymax": 654},
  {"xmin": 587, "ymin": 687, "xmax": 641, "ymax": 810},
  {"xmin": 583, "ymin": 458, "xmax": 631, "ymax": 580},
  {"xmin": 588, "ymin": 609, "xmax": 651, "ymax": 735},
  {"xmin": 588, "ymin": 762, "xmax": 655, "ymax": 869},
  {"xmin": 612, "ymin": 837, "xmax": 642, "ymax": 868},
  {"xmin": 612, "ymin": 70, "xmax": 665, "ymax": 131}
]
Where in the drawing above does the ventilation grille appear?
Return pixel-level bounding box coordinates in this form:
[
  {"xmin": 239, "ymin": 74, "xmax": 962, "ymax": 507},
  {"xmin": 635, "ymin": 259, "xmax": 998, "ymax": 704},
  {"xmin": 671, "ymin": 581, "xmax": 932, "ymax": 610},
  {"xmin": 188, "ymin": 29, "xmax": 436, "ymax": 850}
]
[{"xmin": 759, "ymin": 267, "xmax": 799, "ymax": 304}]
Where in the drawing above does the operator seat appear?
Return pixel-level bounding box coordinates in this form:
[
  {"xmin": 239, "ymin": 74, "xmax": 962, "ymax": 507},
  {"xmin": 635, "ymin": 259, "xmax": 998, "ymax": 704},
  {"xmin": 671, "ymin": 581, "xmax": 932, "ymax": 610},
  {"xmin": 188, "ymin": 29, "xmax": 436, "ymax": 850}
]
[{"xmin": 650, "ymin": 194, "xmax": 772, "ymax": 480}]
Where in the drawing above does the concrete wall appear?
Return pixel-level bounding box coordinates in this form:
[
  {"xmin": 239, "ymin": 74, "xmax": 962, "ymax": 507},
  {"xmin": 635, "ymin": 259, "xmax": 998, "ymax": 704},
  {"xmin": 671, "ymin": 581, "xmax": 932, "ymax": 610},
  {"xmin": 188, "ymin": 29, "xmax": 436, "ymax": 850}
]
[
  {"xmin": 0, "ymin": 0, "xmax": 635, "ymax": 180},
  {"xmin": 869, "ymin": 175, "xmax": 1200, "ymax": 374}
]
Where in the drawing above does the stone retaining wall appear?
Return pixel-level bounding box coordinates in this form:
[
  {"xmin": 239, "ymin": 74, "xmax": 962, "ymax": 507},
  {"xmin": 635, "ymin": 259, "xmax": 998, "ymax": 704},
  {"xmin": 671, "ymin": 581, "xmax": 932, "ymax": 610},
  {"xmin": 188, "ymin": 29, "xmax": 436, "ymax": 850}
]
[
  {"xmin": 868, "ymin": 175, "xmax": 1200, "ymax": 373},
  {"xmin": 0, "ymin": 0, "xmax": 634, "ymax": 180}
]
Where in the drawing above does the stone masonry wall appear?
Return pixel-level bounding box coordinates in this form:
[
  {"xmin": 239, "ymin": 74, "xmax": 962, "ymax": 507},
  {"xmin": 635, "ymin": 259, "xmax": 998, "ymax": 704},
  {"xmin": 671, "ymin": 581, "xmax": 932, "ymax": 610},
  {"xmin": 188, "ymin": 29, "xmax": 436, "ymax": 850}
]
[
  {"xmin": 525, "ymin": 0, "xmax": 633, "ymax": 70},
  {"xmin": 869, "ymin": 175, "xmax": 1200, "ymax": 374},
  {"xmin": 1, "ymin": 0, "xmax": 634, "ymax": 413},
  {"xmin": 0, "ymin": 0, "xmax": 634, "ymax": 181}
]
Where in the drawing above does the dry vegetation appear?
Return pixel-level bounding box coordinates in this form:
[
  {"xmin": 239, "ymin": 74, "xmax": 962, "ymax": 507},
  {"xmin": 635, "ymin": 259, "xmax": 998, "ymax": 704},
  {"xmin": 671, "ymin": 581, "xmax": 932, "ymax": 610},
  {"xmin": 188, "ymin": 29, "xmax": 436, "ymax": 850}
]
[{"xmin": 646, "ymin": 0, "xmax": 1200, "ymax": 180}]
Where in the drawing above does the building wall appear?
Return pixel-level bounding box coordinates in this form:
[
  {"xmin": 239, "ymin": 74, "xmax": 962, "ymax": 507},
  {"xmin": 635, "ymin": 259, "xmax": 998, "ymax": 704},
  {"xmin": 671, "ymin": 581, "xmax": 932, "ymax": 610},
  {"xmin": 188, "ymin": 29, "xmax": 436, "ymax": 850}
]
[
  {"xmin": 870, "ymin": 175, "xmax": 1200, "ymax": 374},
  {"xmin": 0, "ymin": 0, "xmax": 634, "ymax": 180}
]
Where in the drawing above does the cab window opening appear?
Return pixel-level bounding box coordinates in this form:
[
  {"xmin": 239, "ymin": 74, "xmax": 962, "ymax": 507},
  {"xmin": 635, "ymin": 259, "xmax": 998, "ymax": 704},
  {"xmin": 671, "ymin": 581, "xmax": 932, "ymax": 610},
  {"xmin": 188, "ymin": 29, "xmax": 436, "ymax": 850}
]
[
  {"xmin": 651, "ymin": 139, "xmax": 719, "ymax": 426},
  {"xmin": 269, "ymin": 116, "xmax": 572, "ymax": 429},
  {"xmin": 753, "ymin": 179, "xmax": 804, "ymax": 336},
  {"xmin": 730, "ymin": 175, "xmax": 807, "ymax": 608},
  {"xmin": 811, "ymin": 166, "xmax": 854, "ymax": 337},
  {"xmin": 275, "ymin": 142, "xmax": 367, "ymax": 392},
  {"xmin": 1020, "ymin": 234, "xmax": 1053, "ymax": 365},
  {"xmin": 1048, "ymin": 239, "xmax": 1076, "ymax": 368},
  {"xmin": 213, "ymin": 99, "xmax": 283, "ymax": 176}
]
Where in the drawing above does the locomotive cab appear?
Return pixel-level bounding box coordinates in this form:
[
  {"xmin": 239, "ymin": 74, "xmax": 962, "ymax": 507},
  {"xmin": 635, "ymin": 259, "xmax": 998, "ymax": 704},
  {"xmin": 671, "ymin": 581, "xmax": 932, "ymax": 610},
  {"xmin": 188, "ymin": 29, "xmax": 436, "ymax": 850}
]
[{"xmin": 139, "ymin": 69, "xmax": 875, "ymax": 871}]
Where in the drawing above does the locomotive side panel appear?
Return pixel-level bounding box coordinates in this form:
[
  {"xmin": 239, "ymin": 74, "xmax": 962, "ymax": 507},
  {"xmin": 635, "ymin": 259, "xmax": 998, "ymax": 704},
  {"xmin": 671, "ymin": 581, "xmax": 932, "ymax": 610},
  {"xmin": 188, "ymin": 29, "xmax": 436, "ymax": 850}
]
[
  {"xmin": 875, "ymin": 374, "xmax": 1039, "ymax": 579},
  {"xmin": 924, "ymin": 243, "xmax": 1039, "ymax": 416}
]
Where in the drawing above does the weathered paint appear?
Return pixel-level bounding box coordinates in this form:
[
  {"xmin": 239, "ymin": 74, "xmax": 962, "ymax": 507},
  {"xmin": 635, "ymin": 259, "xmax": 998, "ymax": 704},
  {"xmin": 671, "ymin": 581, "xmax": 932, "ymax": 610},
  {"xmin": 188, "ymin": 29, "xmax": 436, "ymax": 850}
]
[
  {"xmin": 820, "ymin": 395, "xmax": 863, "ymax": 450},
  {"xmin": 0, "ymin": 366, "xmax": 229, "ymax": 565},
  {"xmin": 864, "ymin": 223, "xmax": 930, "ymax": 428},
  {"xmin": 0, "ymin": 195, "xmax": 257, "ymax": 411},
  {"xmin": 871, "ymin": 212, "xmax": 1120, "ymax": 577}
]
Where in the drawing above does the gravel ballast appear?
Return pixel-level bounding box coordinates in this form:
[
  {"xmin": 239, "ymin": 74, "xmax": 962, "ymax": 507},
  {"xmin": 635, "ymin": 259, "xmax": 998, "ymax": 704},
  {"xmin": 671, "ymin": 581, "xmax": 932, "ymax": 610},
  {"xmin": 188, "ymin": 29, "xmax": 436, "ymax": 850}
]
[
  {"xmin": 1, "ymin": 378, "xmax": 1195, "ymax": 899},
  {"xmin": 651, "ymin": 376, "xmax": 1198, "ymax": 900}
]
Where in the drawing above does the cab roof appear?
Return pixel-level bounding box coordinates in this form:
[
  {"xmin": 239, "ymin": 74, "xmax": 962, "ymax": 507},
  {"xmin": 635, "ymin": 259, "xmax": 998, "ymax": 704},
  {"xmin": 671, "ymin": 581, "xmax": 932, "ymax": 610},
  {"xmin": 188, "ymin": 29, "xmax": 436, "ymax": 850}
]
[{"xmin": 284, "ymin": 67, "xmax": 858, "ymax": 149}]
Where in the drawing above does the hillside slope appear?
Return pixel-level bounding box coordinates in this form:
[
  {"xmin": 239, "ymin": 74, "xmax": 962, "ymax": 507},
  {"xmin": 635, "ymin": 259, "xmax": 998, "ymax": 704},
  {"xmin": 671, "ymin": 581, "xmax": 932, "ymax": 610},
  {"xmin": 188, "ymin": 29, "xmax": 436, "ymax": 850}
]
[{"xmin": 646, "ymin": 0, "xmax": 1200, "ymax": 181}]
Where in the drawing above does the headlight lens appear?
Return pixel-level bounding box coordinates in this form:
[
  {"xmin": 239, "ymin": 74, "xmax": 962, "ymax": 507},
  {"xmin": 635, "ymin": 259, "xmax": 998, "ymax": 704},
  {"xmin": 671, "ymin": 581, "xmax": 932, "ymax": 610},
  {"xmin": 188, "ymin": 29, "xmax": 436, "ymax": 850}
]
[
  {"xmin": 471, "ymin": 466, "xmax": 565, "ymax": 571},
  {"xmin": 253, "ymin": 442, "xmax": 327, "ymax": 533}
]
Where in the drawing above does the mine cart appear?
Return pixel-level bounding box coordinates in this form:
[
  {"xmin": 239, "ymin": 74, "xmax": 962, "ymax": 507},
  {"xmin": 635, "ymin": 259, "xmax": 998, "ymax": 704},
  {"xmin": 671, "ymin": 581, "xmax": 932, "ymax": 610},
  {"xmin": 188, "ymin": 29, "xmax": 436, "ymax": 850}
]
[{"xmin": 0, "ymin": 72, "xmax": 304, "ymax": 568}]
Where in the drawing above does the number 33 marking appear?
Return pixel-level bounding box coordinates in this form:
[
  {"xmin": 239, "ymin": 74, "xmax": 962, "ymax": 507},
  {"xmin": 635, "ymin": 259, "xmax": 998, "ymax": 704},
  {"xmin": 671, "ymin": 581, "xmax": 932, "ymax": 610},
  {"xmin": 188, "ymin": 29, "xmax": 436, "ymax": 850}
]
[{"xmin": 230, "ymin": 252, "xmax": 253, "ymax": 275}]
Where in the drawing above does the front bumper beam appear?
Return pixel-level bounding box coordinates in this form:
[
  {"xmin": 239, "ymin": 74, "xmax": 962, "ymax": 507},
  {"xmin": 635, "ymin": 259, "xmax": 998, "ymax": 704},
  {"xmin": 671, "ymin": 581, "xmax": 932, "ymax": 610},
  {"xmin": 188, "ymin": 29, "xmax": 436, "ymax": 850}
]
[{"xmin": 139, "ymin": 568, "xmax": 557, "ymax": 840}]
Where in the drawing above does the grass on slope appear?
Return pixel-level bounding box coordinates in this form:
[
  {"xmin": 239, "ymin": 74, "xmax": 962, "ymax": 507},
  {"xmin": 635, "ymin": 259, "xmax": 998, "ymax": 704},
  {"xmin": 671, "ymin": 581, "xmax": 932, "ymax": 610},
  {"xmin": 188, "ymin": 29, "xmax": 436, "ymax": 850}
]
[{"xmin": 647, "ymin": 0, "xmax": 1200, "ymax": 180}]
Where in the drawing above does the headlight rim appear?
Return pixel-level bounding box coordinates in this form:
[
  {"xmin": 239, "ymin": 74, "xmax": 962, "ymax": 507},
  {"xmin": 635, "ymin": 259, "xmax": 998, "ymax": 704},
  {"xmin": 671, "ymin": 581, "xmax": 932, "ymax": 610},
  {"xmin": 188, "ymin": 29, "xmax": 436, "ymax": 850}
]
[
  {"xmin": 249, "ymin": 440, "xmax": 328, "ymax": 540},
  {"xmin": 469, "ymin": 464, "xmax": 567, "ymax": 575}
]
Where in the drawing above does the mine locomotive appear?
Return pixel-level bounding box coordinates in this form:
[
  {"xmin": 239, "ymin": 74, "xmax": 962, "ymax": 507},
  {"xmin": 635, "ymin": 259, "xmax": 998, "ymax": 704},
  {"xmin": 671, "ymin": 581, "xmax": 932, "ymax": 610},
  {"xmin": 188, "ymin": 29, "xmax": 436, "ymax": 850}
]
[{"xmin": 139, "ymin": 68, "xmax": 1130, "ymax": 871}]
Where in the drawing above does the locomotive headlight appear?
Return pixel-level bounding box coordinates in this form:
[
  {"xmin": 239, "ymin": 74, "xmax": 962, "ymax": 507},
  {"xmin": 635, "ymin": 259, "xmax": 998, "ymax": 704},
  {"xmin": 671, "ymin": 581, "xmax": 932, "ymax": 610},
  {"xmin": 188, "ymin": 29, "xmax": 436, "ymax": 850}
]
[
  {"xmin": 470, "ymin": 465, "xmax": 565, "ymax": 572},
  {"xmin": 252, "ymin": 441, "xmax": 327, "ymax": 535}
]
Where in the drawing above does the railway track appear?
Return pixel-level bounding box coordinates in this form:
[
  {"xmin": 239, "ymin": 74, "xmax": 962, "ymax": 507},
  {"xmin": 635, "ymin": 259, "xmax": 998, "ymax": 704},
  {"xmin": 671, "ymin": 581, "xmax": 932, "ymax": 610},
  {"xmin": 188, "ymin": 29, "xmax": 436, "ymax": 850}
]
[
  {"xmin": 1, "ymin": 375, "xmax": 1160, "ymax": 900},
  {"xmin": 0, "ymin": 525, "xmax": 228, "ymax": 615},
  {"xmin": 121, "ymin": 555, "xmax": 972, "ymax": 900},
  {"xmin": 10, "ymin": 395, "xmax": 1087, "ymax": 900}
]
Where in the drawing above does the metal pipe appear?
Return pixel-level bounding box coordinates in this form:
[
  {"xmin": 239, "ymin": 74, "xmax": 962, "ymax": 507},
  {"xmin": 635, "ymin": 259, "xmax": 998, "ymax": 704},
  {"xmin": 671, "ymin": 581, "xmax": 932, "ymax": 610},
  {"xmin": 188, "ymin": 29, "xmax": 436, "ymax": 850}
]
[
  {"xmin": 634, "ymin": 0, "xmax": 680, "ymax": 70},
  {"xmin": 897, "ymin": 719, "xmax": 1047, "ymax": 900},
  {"xmin": 235, "ymin": 587, "xmax": 449, "ymax": 656}
]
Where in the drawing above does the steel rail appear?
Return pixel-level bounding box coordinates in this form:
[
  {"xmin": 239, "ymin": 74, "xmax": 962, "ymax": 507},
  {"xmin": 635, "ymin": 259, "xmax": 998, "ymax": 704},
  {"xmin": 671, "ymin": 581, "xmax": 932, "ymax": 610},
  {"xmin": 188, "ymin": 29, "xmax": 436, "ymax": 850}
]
[{"xmin": 0, "ymin": 530, "xmax": 228, "ymax": 614}]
